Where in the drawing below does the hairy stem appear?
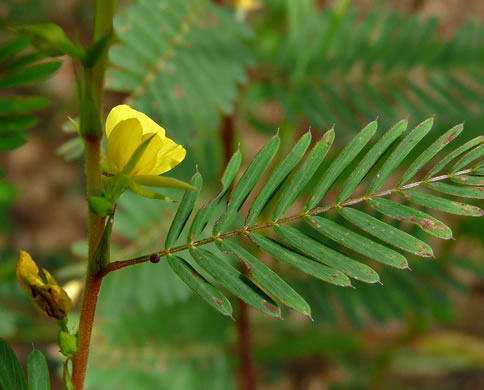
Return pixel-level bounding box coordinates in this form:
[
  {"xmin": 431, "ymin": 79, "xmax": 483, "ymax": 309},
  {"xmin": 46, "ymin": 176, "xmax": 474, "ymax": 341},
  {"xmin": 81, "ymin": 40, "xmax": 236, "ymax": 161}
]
[
  {"xmin": 72, "ymin": 1, "xmax": 116, "ymax": 389},
  {"xmin": 106, "ymin": 168, "xmax": 474, "ymax": 274}
]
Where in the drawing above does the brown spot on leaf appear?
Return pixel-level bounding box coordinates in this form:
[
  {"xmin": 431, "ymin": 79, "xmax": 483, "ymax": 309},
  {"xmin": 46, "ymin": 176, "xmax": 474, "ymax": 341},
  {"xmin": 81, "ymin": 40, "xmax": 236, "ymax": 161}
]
[
  {"xmin": 409, "ymin": 216, "xmax": 417, "ymax": 223},
  {"xmin": 311, "ymin": 219, "xmax": 321, "ymax": 228},
  {"xmin": 263, "ymin": 300, "xmax": 278, "ymax": 314},
  {"xmin": 119, "ymin": 23, "xmax": 130, "ymax": 33},
  {"xmin": 420, "ymin": 218, "xmax": 435, "ymax": 229},
  {"xmin": 192, "ymin": 271, "xmax": 200, "ymax": 278},
  {"xmin": 173, "ymin": 85, "xmax": 184, "ymax": 98},
  {"xmin": 459, "ymin": 177, "xmax": 468, "ymax": 182},
  {"xmin": 447, "ymin": 131, "xmax": 458, "ymax": 143},
  {"xmin": 214, "ymin": 298, "xmax": 224, "ymax": 307},
  {"xmin": 397, "ymin": 217, "xmax": 407, "ymax": 222},
  {"xmin": 331, "ymin": 274, "xmax": 339, "ymax": 279},
  {"xmin": 403, "ymin": 193, "xmax": 411, "ymax": 199}
]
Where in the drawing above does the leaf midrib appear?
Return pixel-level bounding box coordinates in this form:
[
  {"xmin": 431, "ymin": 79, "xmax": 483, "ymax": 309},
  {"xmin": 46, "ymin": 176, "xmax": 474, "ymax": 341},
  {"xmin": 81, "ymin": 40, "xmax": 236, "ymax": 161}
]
[{"xmin": 105, "ymin": 168, "xmax": 474, "ymax": 274}]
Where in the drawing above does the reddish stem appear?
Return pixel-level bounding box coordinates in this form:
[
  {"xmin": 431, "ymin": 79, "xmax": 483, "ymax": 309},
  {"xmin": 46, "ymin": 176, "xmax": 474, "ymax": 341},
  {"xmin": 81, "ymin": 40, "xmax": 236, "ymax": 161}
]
[
  {"xmin": 237, "ymin": 299, "xmax": 257, "ymax": 390},
  {"xmin": 71, "ymin": 274, "xmax": 103, "ymax": 389}
]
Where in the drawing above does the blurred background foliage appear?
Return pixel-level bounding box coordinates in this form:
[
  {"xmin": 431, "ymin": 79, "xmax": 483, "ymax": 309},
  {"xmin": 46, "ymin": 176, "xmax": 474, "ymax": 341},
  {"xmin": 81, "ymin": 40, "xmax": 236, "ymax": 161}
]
[{"xmin": 1, "ymin": 0, "xmax": 484, "ymax": 389}]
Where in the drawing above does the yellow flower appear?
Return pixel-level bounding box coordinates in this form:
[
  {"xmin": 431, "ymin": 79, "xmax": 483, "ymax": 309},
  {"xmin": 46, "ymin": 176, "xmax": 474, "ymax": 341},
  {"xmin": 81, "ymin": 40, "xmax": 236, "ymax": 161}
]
[
  {"xmin": 105, "ymin": 104, "xmax": 186, "ymax": 177},
  {"xmin": 233, "ymin": 0, "xmax": 261, "ymax": 16},
  {"xmin": 17, "ymin": 251, "xmax": 72, "ymax": 320}
]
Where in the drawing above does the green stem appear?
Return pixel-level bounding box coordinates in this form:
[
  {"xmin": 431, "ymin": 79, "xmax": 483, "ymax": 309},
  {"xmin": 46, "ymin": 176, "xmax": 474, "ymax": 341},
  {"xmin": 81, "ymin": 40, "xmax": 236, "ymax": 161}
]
[
  {"xmin": 90, "ymin": 0, "xmax": 116, "ymax": 111},
  {"xmin": 72, "ymin": 1, "xmax": 116, "ymax": 389},
  {"xmin": 106, "ymin": 168, "xmax": 475, "ymax": 274}
]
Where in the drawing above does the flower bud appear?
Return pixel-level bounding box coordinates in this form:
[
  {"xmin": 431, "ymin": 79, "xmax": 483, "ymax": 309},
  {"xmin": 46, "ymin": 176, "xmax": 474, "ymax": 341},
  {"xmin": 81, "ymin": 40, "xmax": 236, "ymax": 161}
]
[{"xmin": 17, "ymin": 251, "xmax": 72, "ymax": 320}]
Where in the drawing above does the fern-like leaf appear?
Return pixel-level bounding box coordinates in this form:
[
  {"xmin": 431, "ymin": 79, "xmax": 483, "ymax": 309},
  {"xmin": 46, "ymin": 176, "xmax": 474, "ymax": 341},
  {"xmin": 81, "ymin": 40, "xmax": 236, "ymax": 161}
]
[
  {"xmin": 251, "ymin": 4, "xmax": 484, "ymax": 137},
  {"xmin": 108, "ymin": 118, "xmax": 483, "ymax": 318},
  {"xmin": 107, "ymin": 0, "xmax": 252, "ymax": 145},
  {"xmin": 0, "ymin": 36, "xmax": 60, "ymax": 150}
]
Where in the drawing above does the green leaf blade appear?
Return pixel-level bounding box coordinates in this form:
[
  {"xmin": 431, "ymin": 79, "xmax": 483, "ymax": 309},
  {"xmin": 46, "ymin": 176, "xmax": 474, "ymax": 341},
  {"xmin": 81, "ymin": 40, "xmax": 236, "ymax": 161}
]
[
  {"xmin": 27, "ymin": 350, "xmax": 51, "ymax": 390},
  {"xmin": 451, "ymin": 143, "xmax": 484, "ymax": 173},
  {"xmin": 0, "ymin": 338, "xmax": 28, "ymax": 390},
  {"xmin": 0, "ymin": 61, "xmax": 62, "ymax": 89},
  {"xmin": 426, "ymin": 182, "xmax": 484, "ymax": 199},
  {"xmin": 451, "ymin": 175, "xmax": 484, "ymax": 186},
  {"xmin": 369, "ymin": 117, "xmax": 434, "ymax": 194},
  {"xmin": 190, "ymin": 248, "xmax": 281, "ymax": 317},
  {"xmin": 0, "ymin": 116, "xmax": 37, "ymax": 133},
  {"xmin": 274, "ymin": 225, "xmax": 380, "ymax": 284},
  {"xmin": 306, "ymin": 120, "xmax": 377, "ymax": 211},
  {"xmin": 165, "ymin": 171, "xmax": 203, "ymax": 248},
  {"xmin": 368, "ymin": 198, "xmax": 452, "ymax": 239},
  {"xmin": 400, "ymin": 189, "xmax": 484, "ymax": 217},
  {"xmin": 0, "ymin": 133, "xmax": 27, "ymax": 151},
  {"xmin": 0, "ymin": 96, "xmax": 50, "ymax": 114},
  {"xmin": 399, "ymin": 123, "xmax": 464, "ymax": 185},
  {"xmin": 274, "ymin": 129, "xmax": 334, "ymax": 220},
  {"xmin": 167, "ymin": 256, "xmax": 232, "ymax": 317},
  {"xmin": 189, "ymin": 149, "xmax": 242, "ymax": 240},
  {"xmin": 307, "ymin": 216, "xmax": 409, "ymax": 268},
  {"xmin": 221, "ymin": 240, "xmax": 311, "ymax": 316},
  {"xmin": 339, "ymin": 207, "xmax": 435, "ymax": 258},
  {"xmin": 216, "ymin": 135, "xmax": 280, "ymax": 232},
  {"xmin": 338, "ymin": 119, "xmax": 407, "ymax": 202},
  {"xmin": 250, "ymin": 233, "xmax": 352, "ymax": 287},
  {"xmin": 0, "ymin": 37, "xmax": 31, "ymax": 62},
  {"xmin": 247, "ymin": 131, "xmax": 312, "ymax": 225},
  {"xmin": 426, "ymin": 136, "xmax": 484, "ymax": 178}
]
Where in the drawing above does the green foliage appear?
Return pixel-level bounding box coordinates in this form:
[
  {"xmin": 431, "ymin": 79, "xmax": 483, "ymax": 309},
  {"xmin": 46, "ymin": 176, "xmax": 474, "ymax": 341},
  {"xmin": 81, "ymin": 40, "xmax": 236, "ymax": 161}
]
[
  {"xmin": 27, "ymin": 350, "xmax": 51, "ymax": 390},
  {"xmin": 0, "ymin": 338, "xmax": 51, "ymax": 390},
  {"xmin": 107, "ymin": 0, "xmax": 252, "ymax": 146},
  {"xmin": 0, "ymin": 36, "xmax": 59, "ymax": 151},
  {"xmin": 10, "ymin": 23, "xmax": 84, "ymax": 59},
  {"xmin": 86, "ymin": 297, "xmax": 234, "ymax": 390},
  {"xmin": 133, "ymin": 118, "xmax": 484, "ymax": 318},
  {"xmin": 2, "ymin": 1, "xmax": 484, "ymax": 388},
  {"xmin": 298, "ymin": 251, "xmax": 484, "ymax": 327},
  {"xmin": 249, "ymin": 3, "xmax": 484, "ymax": 136}
]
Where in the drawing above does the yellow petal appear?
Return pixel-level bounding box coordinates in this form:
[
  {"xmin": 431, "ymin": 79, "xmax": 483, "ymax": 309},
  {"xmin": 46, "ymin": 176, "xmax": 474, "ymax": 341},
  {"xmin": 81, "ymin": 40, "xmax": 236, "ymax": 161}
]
[
  {"xmin": 132, "ymin": 132, "xmax": 165, "ymax": 175},
  {"xmin": 106, "ymin": 104, "xmax": 166, "ymax": 138},
  {"xmin": 150, "ymin": 137, "xmax": 187, "ymax": 175},
  {"xmin": 106, "ymin": 118, "xmax": 143, "ymax": 172}
]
